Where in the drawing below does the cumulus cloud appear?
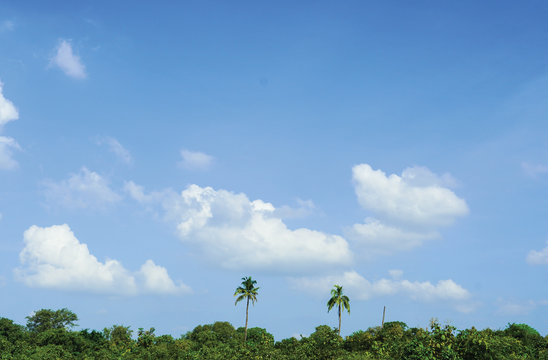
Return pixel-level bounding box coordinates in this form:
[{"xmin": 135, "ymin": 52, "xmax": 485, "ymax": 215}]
[
  {"xmin": 43, "ymin": 167, "xmax": 121, "ymax": 209},
  {"xmin": 526, "ymin": 241, "xmax": 548, "ymax": 265},
  {"xmin": 179, "ymin": 149, "xmax": 214, "ymax": 170},
  {"xmin": 126, "ymin": 183, "xmax": 352, "ymax": 273},
  {"xmin": 96, "ymin": 136, "xmax": 132, "ymax": 164},
  {"xmin": 138, "ymin": 260, "xmax": 191, "ymax": 294},
  {"xmin": 0, "ymin": 82, "xmax": 18, "ymax": 127},
  {"xmin": 50, "ymin": 40, "xmax": 86, "ymax": 79},
  {"xmin": 15, "ymin": 224, "xmax": 189, "ymax": 295},
  {"xmin": 291, "ymin": 270, "xmax": 472, "ymax": 310},
  {"xmin": 0, "ymin": 82, "xmax": 20, "ymax": 169},
  {"xmin": 349, "ymin": 164, "xmax": 468, "ymax": 254},
  {"xmin": 353, "ymin": 164, "xmax": 468, "ymax": 227}
]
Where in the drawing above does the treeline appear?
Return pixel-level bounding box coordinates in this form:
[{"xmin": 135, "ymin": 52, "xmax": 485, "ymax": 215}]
[{"xmin": 1, "ymin": 309, "xmax": 547, "ymax": 359}]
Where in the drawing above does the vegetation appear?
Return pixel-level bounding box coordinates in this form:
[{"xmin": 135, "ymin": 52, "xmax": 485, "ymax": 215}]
[
  {"xmin": 1, "ymin": 309, "xmax": 546, "ymax": 359},
  {"xmin": 234, "ymin": 276, "xmax": 259, "ymax": 342},
  {"xmin": 327, "ymin": 284, "xmax": 350, "ymax": 336},
  {"xmin": 26, "ymin": 308, "xmax": 78, "ymax": 333}
]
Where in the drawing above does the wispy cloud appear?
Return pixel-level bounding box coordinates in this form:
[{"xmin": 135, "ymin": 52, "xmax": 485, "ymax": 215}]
[
  {"xmin": 179, "ymin": 149, "xmax": 214, "ymax": 170},
  {"xmin": 0, "ymin": 136, "xmax": 21, "ymax": 170},
  {"xmin": 96, "ymin": 136, "xmax": 133, "ymax": 164},
  {"xmin": 496, "ymin": 298, "xmax": 548, "ymax": 316},
  {"xmin": 350, "ymin": 217, "xmax": 439, "ymax": 253},
  {"xmin": 290, "ymin": 270, "xmax": 474, "ymax": 312},
  {"xmin": 43, "ymin": 167, "xmax": 121, "ymax": 209},
  {"xmin": 50, "ymin": 40, "xmax": 86, "ymax": 79},
  {"xmin": 15, "ymin": 224, "xmax": 190, "ymax": 295},
  {"xmin": 522, "ymin": 162, "xmax": 548, "ymax": 178}
]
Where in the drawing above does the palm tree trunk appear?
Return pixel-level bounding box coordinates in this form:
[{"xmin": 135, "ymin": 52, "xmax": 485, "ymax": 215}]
[
  {"xmin": 244, "ymin": 296, "xmax": 249, "ymax": 342},
  {"xmin": 338, "ymin": 304, "xmax": 341, "ymax": 336}
]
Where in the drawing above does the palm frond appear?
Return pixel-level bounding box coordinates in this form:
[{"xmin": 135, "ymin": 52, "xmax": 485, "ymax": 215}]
[
  {"xmin": 234, "ymin": 276, "xmax": 260, "ymax": 306},
  {"xmin": 327, "ymin": 284, "xmax": 350, "ymax": 313}
]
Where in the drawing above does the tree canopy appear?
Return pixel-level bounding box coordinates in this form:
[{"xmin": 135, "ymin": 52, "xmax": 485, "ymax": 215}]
[
  {"xmin": 26, "ymin": 308, "xmax": 78, "ymax": 333},
  {"xmin": 0, "ymin": 309, "xmax": 547, "ymax": 359}
]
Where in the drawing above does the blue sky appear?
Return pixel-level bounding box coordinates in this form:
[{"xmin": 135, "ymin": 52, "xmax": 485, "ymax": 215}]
[{"xmin": 1, "ymin": 1, "xmax": 548, "ymax": 339}]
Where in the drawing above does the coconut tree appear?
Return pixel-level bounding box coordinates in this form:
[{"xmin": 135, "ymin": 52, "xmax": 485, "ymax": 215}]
[
  {"xmin": 234, "ymin": 276, "xmax": 259, "ymax": 342},
  {"xmin": 327, "ymin": 284, "xmax": 350, "ymax": 336}
]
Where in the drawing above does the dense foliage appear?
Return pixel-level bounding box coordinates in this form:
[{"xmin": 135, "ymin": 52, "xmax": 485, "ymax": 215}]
[{"xmin": 0, "ymin": 310, "xmax": 547, "ymax": 359}]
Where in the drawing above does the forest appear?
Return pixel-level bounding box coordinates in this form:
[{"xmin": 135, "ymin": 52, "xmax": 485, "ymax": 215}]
[{"xmin": 1, "ymin": 308, "xmax": 547, "ymax": 360}]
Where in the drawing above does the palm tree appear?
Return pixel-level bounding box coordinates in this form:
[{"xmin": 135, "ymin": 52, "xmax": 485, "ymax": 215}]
[
  {"xmin": 234, "ymin": 276, "xmax": 259, "ymax": 342},
  {"xmin": 327, "ymin": 284, "xmax": 350, "ymax": 336}
]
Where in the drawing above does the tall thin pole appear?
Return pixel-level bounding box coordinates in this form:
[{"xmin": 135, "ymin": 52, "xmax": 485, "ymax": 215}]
[{"xmin": 381, "ymin": 306, "xmax": 386, "ymax": 328}]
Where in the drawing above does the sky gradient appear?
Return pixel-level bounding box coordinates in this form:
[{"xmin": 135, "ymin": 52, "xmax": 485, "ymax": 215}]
[{"xmin": 1, "ymin": 1, "xmax": 548, "ymax": 339}]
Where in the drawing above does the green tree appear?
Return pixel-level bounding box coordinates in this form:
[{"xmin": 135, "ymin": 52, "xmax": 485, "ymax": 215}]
[
  {"xmin": 26, "ymin": 308, "xmax": 78, "ymax": 333},
  {"xmin": 327, "ymin": 285, "xmax": 350, "ymax": 336},
  {"xmin": 234, "ymin": 276, "xmax": 259, "ymax": 342},
  {"xmin": 308, "ymin": 325, "xmax": 344, "ymax": 360},
  {"xmin": 0, "ymin": 317, "xmax": 27, "ymax": 342}
]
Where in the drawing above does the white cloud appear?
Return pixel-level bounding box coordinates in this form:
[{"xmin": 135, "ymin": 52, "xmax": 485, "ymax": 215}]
[
  {"xmin": 179, "ymin": 149, "xmax": 214, "ymax": 170},
  {"xmin": 123, "ymin": 181, "xmax": 175, "ymax": 208},
  {"xmin": 124, "ymin": 181, "xmax": 150, "ymax": 203},
  {"xmin": 97, "ymin": 137, "xmax": 132, "ymax": 164},
  {"xmin": 138, "ymin": 260, "xmax": 191, "ymax": 294},
  {"xmin": 50, "ymin": 40, "xmax": 86, "ymax": 79},
  {"xmin": 126, "ymin": 183, "xmax": 352, "ymax": 273},
  {"xmin": 43, "ymin": 167, "xmax": 121, "ymax": 209},
  {"xmin": 522, "ymin": 162, "xmax": 548, "ymax": 178},
  {"xmin": 291, "ymin": 270, "xmax": 472, "ymax": 309},
  {"xmin": 353, "ymin": 164, "xmax": 468, "ymax": 227},
  {"xmin": 16, "ymin": 224, "xmax": 136, "ymax": 294},
  {"xmin": 526, "ymin": 241, "xmax": 548, "ymax": 265},
  {"xmin": 15, "ymin": 224, "xmax": 189, "ymax": 295},
  {"xmin": 401, "ymin": 166, "xmax": 459, "ymax": 188},
  {"xmin": 0, "ymin": 81, "xmax": 19, "ymax": 127},
  {"xmin": 349, "ymin": 217, "xmax": 439, "ymax": 254},
  {"xmin": 0, "ymin": 136, "xmax": 20, "ymax": 170},
  {"xmin": 350, "ymin": 164, "xmax": 468, "ymax": 254},
  {"xmin": 0, "ymin": 82, "xmax": 20, "ymax": 170}
]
